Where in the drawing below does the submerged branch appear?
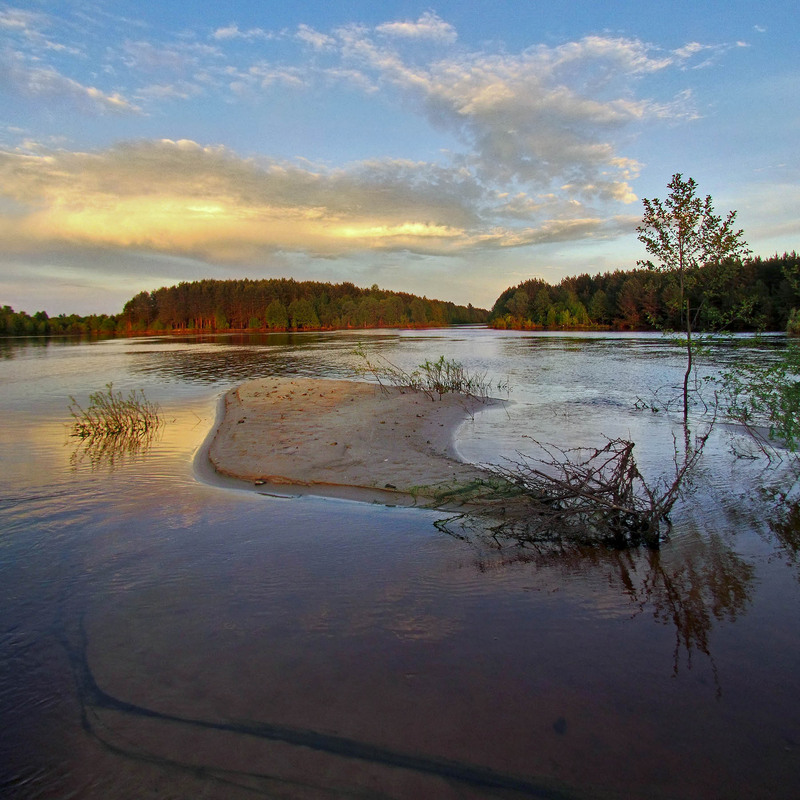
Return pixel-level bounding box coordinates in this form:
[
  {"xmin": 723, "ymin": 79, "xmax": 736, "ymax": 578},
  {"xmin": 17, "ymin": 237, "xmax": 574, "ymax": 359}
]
[{"xmin": 435, "ymin": 429, "xmax": 711, "ymax": 551}]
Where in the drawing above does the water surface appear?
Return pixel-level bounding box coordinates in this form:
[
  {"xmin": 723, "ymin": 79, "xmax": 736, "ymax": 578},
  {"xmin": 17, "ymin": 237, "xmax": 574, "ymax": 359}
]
[{"xmin": 1, "ymin": 329, "xmax": 798, "ymax": 799}]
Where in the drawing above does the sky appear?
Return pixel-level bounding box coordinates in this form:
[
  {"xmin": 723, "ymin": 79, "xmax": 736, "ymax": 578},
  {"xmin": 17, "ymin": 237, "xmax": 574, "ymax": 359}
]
[{"xmin": 1, "ymin": 1, "xmax": 798, "ymax": 315}]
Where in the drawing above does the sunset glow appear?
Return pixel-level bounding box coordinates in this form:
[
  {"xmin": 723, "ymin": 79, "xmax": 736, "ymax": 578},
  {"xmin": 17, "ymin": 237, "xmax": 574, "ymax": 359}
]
[{"xmin": 1, "ymin": 2, "xmax": 797, "ymax": 313}]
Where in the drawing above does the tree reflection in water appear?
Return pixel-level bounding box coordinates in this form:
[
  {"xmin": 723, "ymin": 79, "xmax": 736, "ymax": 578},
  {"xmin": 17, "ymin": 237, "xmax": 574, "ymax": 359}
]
[
  {"xmin": 451, "ymin": 522, "xmax": 755, "ymax": 695},
  {"xmin": 770, "ymin": 500, "xmax": 800, "ymax": 578},
  {"xmin": 127, "ymin": 332, "xmax": 361, "ymax": 385}
]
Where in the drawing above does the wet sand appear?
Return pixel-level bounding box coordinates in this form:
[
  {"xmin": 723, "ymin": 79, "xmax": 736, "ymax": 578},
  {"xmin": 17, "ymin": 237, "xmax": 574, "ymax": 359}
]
[{"xmin": 208, "ymin": 377, "xmax": 500, "ymax": 506}]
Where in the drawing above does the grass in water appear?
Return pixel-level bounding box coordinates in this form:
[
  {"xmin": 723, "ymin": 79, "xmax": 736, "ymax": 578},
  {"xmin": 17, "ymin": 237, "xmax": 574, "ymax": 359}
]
[
  {"xmin": 353, "ymin": 346, "xmax": 503, "ymax": 401},
  {"xmin": 69, "ymin": 383, "xmax": 162, "ymax": 439}
]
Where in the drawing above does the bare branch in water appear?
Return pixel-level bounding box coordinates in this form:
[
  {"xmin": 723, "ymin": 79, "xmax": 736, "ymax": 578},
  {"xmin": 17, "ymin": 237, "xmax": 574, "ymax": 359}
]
[{"xmin": 458, "ymin": 428, "xmax": 713, "ymax": 550}]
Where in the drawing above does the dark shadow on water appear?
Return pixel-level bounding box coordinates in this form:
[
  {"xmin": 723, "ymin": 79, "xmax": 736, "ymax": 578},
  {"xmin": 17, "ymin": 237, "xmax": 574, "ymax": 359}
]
[
  {"xmin": 131, "ymin": 348, "xmax": 349, "ymax": 384},
  {"xmin": 58, "ymin": 617, "xmax": 584, "ymax": 800}
]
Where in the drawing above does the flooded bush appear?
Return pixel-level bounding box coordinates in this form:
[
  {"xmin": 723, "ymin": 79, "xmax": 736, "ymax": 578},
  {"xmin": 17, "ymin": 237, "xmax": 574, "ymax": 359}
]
[
  {"xmin": 432, "ymin": 431, "xmax": 710, "ymax": 551},
  {"xmin": 483, "ymin": 436, "xmax": 707, "ymax": 549},
  {"xmin": 69, "ymin": 383, "xmax": 162, "ymax": 440}
]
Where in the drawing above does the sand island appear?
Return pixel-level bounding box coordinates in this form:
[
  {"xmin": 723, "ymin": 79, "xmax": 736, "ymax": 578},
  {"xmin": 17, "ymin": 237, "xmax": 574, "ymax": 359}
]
[{"xmin": 208, "ymin": 377, "xmax": 501, "ymax": 507}]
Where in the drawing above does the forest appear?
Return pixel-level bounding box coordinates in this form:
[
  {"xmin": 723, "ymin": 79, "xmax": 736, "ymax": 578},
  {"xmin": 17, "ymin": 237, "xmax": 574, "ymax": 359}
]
[
  {"xmin": 0, "ymin": 278, "xmax": 487, "ymax": 336},
  {"xmin": 2, "ymin": 251, "xmax": 798, "ymax": 337},
  {"xmin": 489, "ymin": 252, "xmax": 800, "ymax": 333}
]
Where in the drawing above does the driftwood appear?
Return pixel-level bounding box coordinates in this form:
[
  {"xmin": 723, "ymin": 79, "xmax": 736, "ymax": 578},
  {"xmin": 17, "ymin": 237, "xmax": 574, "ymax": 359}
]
[{"xmin": 482, "ymin": 433, "xmax": 709, "ymax": 549}]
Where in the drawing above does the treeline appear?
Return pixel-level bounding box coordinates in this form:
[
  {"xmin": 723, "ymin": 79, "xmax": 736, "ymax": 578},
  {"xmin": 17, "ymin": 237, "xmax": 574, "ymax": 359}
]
[
  {"xmin": 120, "ymin": 278, "xmax": 487, "ymax": 332},
  {"xmin": 0, "ymin": 278, "xmax": 488, "ymax": 337},
  {"xmin": 490, "ymin": 252, "xmax": 800, "ymax": 332},
  {"xmin": 5, "ymin": 253, "xmax": 798, "ymax": 338},
  {"xmin": 0, "ymin": 306, "xmax": 119, "ymax": 337}
]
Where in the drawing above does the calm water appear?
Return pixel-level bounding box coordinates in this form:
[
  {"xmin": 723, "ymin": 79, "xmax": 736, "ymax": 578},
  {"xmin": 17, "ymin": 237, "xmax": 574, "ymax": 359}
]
[{"xmin": 1, "ymin": 329, "xmax": 798, "ymax": 799}]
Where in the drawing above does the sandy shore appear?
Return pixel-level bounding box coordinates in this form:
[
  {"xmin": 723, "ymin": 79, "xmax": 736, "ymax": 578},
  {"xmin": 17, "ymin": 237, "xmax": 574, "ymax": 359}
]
[{"xmin": 208, "ymin": 377, "xmax": 501, "ymax": 506}]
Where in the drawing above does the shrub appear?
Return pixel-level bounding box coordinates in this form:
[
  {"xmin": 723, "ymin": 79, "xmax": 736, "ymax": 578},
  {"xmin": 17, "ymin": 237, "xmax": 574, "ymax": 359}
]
[{"xmin": 69, "ymin": 383, "xmax": 162, "ymax": 439}]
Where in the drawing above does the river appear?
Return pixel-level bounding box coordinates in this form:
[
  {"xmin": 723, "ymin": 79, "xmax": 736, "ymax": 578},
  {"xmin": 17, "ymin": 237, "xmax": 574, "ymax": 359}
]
[{"xmin": 1, "ymin": 328, "xmax": 798, "ymax": 799}]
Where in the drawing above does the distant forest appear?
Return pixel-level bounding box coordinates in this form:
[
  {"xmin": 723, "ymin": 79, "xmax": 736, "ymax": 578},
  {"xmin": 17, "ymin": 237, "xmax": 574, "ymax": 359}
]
[
  {"xmin": 2, "ymin": 252, "xmax": 798, "ymax": 337},
  {"xmin": 1, "ymin": 278, "xmax": 487, "ymax": 336},
  {"xmin": 490, "ymin": 252, "xmax": 800, "ymax": 333}
]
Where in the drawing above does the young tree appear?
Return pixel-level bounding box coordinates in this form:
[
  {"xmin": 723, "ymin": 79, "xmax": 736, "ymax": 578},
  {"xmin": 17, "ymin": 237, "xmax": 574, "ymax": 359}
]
[
  {"xmin": 637, "ymin": 174, "xmax": 750, "ymax": 420},
  {"xmin": 288, "ymin": 298, "xmax": 319, "ymax": 329},
  {"xmin": 265, "ymin": 299, "xmax": 288, "ymax": 330}
]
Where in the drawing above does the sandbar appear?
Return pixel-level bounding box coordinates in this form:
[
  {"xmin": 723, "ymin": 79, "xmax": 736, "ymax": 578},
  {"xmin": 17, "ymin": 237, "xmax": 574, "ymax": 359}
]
[{"xmin": 208, "ymin": 377, "xmax": 501, "ymax": 507}]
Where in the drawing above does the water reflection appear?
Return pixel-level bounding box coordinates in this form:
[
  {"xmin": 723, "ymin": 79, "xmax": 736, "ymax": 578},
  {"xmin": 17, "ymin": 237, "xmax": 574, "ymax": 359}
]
[
  {"xmin": 450, "ymin": 522, "xmax": 755, "ymax": 693},
  {"xmin": 130, "ymin": 347, "xmax": 345, "ymax": 384},
  {"xmin": 126, "ymin": 334, "xmax": 370, "ymax": 385},
  {"xmin": 68, "ymin": 426, "xmax": 164, "ymax": 471},
  {"xmin": 770, "ymin": 500, "xmax": 800, "ymax": 580}
]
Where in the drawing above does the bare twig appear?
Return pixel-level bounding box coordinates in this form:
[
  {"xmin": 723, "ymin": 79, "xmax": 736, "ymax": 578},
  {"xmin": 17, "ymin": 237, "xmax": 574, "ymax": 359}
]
[{"xmin": 477, "ymin": 428, "xmax": 711, "ymax": 549}]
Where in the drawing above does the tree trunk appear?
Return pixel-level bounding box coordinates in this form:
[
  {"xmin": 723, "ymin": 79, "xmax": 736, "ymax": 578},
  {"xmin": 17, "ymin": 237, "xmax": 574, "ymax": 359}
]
[{"xmin": 683, "ymin": 298, "xmax": 692, "ymax": 422}]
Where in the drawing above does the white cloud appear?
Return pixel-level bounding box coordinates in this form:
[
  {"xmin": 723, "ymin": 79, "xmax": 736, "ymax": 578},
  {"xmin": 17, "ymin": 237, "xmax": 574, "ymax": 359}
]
[
  {"xmin": 1, "ymin": 8, "xmax": 711, "ymax": 202},
  {"xmin": 121, "ymin": 39, "xmax": 221, "ymax": 74},
  {"xmin": 376, "ymin": 12, "xmax": 457, "ymax": 44},
  {"xmin": 0, "ymin": 5, "xmax": 84, "ymax": 57},
  {"xmin": 336, "ymin": 34, "xmax": 672, "ymax": 197},
  {"xmin": 671, "ymin": 40, "xmax": 749, "ymax": 70},
  {"xmin": 212, "ymin": 23, "xmax": 270, "ymax": 42},
  {"xmin": 136, "ymin": 81, "xmax": 204, "ymax": 101},
  {"xmin": 3, "ymin": 15, "xmax": 731, "ymax": 264},
  {"xmin": 296, "ymin": 24, "xmax": 336, "ymax": 50},
  {"xmin": 672, "ymin": 42, "xmax": 706, "ymax": 60},
  {"xmin": 0, "ymin": 8, "xmax": 43, "ymax": 31},
  {"xmin": 0, "ymin": 51, "xmax": 141, "ymax": 114},
  {"xmin": 246, "ymin": 64, "xmax": 308, "ymax": 90},
  {"xmin": 320, "ymin": 67, "xmax": 377, "ymax": 93},
  {"xmin": 0, "ymin": 9, "xmax": 758, "ymax": 310}
]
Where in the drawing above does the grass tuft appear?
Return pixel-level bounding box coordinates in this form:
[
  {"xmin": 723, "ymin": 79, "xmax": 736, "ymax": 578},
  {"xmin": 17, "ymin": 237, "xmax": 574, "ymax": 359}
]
[
  {"xmin": 69, "ymin": 383, "xmax": 162, "ymax": 440},
  {"xmin": 353, "ymin": 346, "xmax": 502, "ymax": 402}
]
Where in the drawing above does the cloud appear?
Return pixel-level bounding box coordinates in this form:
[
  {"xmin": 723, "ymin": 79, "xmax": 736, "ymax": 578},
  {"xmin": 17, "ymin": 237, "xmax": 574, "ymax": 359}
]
[
  {"xmin": 245, "ymin": 64, "xmax": 308, "ymax": 90},
  {"xmin": 212, "ymin": 23, "xmax": 270, "ymax": 42},
  {"xmin": 121, "ymin": 39, "xmax": 221, "ymax": 74},
  {"xmin": 375, "ymin": 12, "xmax": 457, "ymax": 43},
  {"xmin": 0, "ymin": 6, "xmax": 68, "ymax": 50},
  {"xmin": 672, "ymin": 40, "xmax": 749, "ymax": 70},
  {"xmin": 296, "ymin": 24, "xmax": 336, "ymax": 51},
  {"xmin": 336, "ymin": 34, "xmax": 669, "ymax": 197},
  {"xmin": 319, "ymin": 67, "xmax": 377, "ymax": 93},
  {"xmin": 0, "ymin": 139, "xmax": 624, "ymax": 267},
  {"xmin": 136, "ymin": 81, "xmax": 205, "ymax": 101},
  {"xmin": 0, "ymin": 51, "xmax": 141, "ymax": 114},
  {"xmin": 0, "ymin": 9, "xmax": 754, "ymax": 311},
  {"xmin": 318, "ymin": 29, "xmax": 720, "ymax": 202},
  {"xmin": 0, "ymin": 8, "xmax": 725, "ymax": 205},
  {"xmin": 0, "ymin": 7, "xmax": 45, "ymax": 34},
  {"xmin": 672, "ymin": 42, "xmax": 707, "ymax": 60}
]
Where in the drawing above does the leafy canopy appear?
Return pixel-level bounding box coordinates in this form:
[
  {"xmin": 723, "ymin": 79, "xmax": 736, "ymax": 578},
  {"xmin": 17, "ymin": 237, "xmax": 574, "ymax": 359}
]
[{"xmin": 636, "ymin": 173, "xmax": 751, "ymax": 289}]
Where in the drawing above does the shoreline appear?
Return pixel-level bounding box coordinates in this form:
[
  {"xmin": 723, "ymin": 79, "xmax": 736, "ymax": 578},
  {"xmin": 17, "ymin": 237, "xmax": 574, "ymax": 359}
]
[{"xmin": 205, "ymin": 376, "xmax": 503, "ymax": 508}]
